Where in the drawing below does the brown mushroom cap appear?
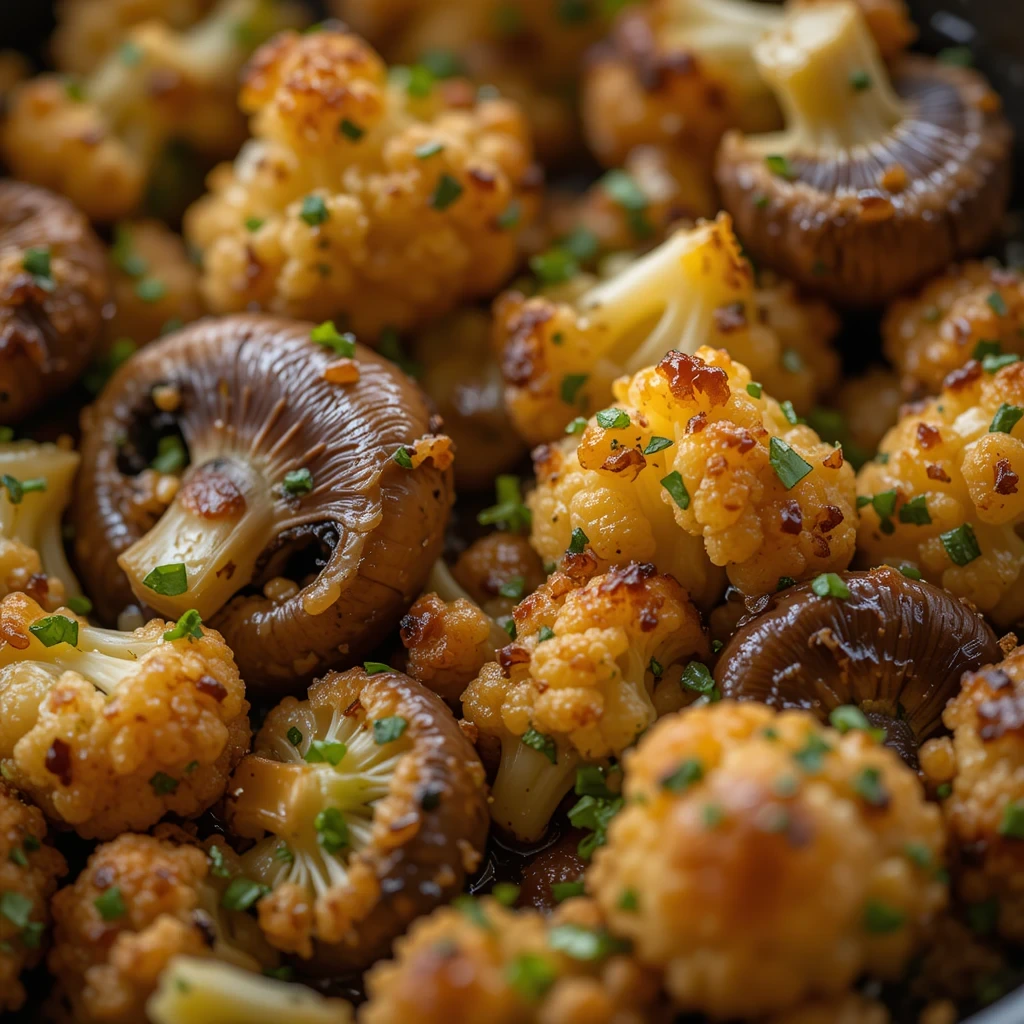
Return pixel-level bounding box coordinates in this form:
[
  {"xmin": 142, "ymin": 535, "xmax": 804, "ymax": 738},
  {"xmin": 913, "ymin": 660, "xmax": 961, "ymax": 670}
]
[
  {"xmin": 713, "ymin": 566, "xmax": 1001, "ymax": 763},
  {"xmin": 72, "ymin": 314, "xmax": 453, "ymax": 693},
  {"xmin": 0, "ymin": 180, "xmax": 108, "ymax": 421},
  {"xmin": 714, "ymin": 1, "xmax": 1012, "ymax": 307}
]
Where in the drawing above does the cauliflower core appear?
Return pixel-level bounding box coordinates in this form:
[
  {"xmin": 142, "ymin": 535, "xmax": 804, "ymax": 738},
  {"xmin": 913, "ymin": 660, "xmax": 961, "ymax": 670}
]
[
  {"xmin": 185, "ymin": 27, "xmax": 536, "ymax": 340},
  {"xmin": 856, "ymin": 356, "xmax": 1024, "ymax": 626},
  {"xmin": 529, "ymin": 346, "xmax": 857, "ymax": 602},
  {"xmin": 0, "ymin": 592, "xmax": 250, "ymax": 838},
  {"xmin": 461, "ymin": 562, "xmax": 709, "ymax": 842},
  {"xmin": 49, "ymin": 827, "xmax": 278, "ymax": 1023},
  {"xmin": 498, "ymin": 214, "xmax": 838, "ymax": 446},
  {"xmin": 226, "ymin": 668, "xmax": 488, "ymax": 969},
  {"xmin": 0, "ymin": 781, "xmax": 67, "ymax": 1013},
  {"xmin": 588, "ymin": 701, "xmax": 947, "ymax": 1018}
]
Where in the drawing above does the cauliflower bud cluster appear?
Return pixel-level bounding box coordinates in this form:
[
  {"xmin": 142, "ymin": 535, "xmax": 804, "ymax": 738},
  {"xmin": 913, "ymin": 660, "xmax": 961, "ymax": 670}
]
[
  {"xmin": 588, "ymin": 701, "xmax": 947, "ymax": 1019},
  {"xmin": 529, "ymin": 345, "xmax": 857, "ymax": 602},
  {"xmin": 856, "ymin": 355, "xmax": 1024, "ymax": 626},
  {"xmin": 0, "ymin": 593, "xmax": 250, "ymax": 838},
  {"xmin": 185, "ymin": 26, "xmax": 537, "ymax": 340}
]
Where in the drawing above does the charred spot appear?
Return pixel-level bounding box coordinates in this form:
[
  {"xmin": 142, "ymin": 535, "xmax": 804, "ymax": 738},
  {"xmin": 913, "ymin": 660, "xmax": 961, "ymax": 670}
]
[
  {"xmin": 780, "ymin": 501, "xmax": 802, "ymax": 535},
  {"xmin": 191, "ymin": 910, "xmax": 217, "ymax": 946},
  {"xmin": 942, "ymin": 360, "xmax": 983, "ymax": 392},
  {"xmin": 400, "ymin": 606, "xmax": 437, "ymax": 647},
  {"xmin": 249, "ymin": 521, "xmax": 340, "ymax": 593},
  {"xmin": 816, "ymin": 505, "xmax": 845, "ymax": 534},
  {"xmin": 195, "ymin": 674, "xmax": 228, "ymax": 702},
  {"xmin": 467, "ymin": 167, "xmax": 497, "ymax": 190},
  {"xmin": 927, "ymin": 463, "xmax": 952, "ymax": 483},
  {"xmin": 720, "ymin": 423, "xmax": 757, "ymax": 454},
  {"xmin": 24, "ymin": 573, "xmax": 50, "ymax": 605},
  {"xmin": 343, "ymin": 698, "xmax": 363, "ymax": 717},
  {"xmin": 656, "ymin": 350, "xmax": 731, "ymax": 406},
  {"xmin": 995, "ymin": 458, "xmax": 1019, "ymax": 495},
  {"xmin": 601, "ymin": 446, "xmax": 646, "ymax": 477},
  {"xmin": 179, "ymin": 464, "xmax": 247, "ymax": 520},
  {"xmin": 687, "ymin": 412, "xmax": 707, "ymax": 434},
  {"xmin": 821, "ymin": 447, "xmax": 844, "ymax": 470},
  {"xmin": 561, "ymin": 549, "xmax": 600, "ymax": 582},
  {"xmin": 45, "ymin": 737, "xmax": 72, "ymax": 786},
  {"xmin": 713, "ymin": 302, "xmax": 747, "ymax": 333},
  {"xmin": 599, "ymin": 562, "xmax": 657, "ymax": 594},
  {"xmin": 500, "ymin": 304, "xmax": 553, "ymax": 386},
  {"xmin": 916, "ymin": 423, "xmax": 942, "ymax": 449},
  {"xmin": 978, "ymin": 692, "xmax": 1024, "ymax": 740},
  {"xmin": 115, "ymin": 392, "xmax": 188, "ymax": 478},
  {"xmin": 498, "ymin": 643, "xmax": 531, "ymax": 676}
]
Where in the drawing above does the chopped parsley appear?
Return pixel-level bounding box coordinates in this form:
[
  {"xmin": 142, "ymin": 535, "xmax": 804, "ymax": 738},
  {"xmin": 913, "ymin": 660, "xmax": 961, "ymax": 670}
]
[
  {"xmin": 373, "ymin": 716, "xmax": 408, "ymax": 745},
  {"xmin": 999, "ymin": 800, "xmax": 1024, "ymax": 839},
  {"xmin": 282, "ymin": 468, "xmax": 314, "ymax": 496},
  {"xmin": 660, "ymin": 758, "xmax": 704, "ymax": 793},
  {"xmin": 746, "ymin": 381, "xmax": 763, "ymax": 398},
  {"xmin": 339, "ymin": 119, "xmax": 364, "ymax": 141},
  {"xmin": 151, "ymin": 435, "xmax": 187, "ymax": 474},
  {"xmin": 863, "ymin": 899, "xmax": 905, "ymax": 933},
  {"xmin": 548, "ymin": 923, "xmax": 630, "ymax": 961},
  {"xmin": 643, "ymin": 436, "xmax": 673, "ymax": 455},
  {"xmin": 940, "ymin": 523, "xmax": 981, "ymax": 566},
  {"xmin": 506, "ymin": 953, "xmax": 557, "ymax": 1001},
  {"xmin": 899, "ymin": 494, "xmax": 931, "ymax": 525},
  {"xmin": 765, "ymin": 154, "xmax": 796, "ymax": 180},
  {"xmin": 793, "ymin": 733, "xmax": 832, "ymax": 773},
  {"xmin": 310, "ymin": 320, "xmax": 356, "ymax": 356},
  {"xmin": 853, "ymin": 766, "xmax": 889, "ymax": 807},
  {"xmin": 415, "ymin": 139, "xmax": 445, "ymax": 160},
  {"xmin": 22, "ymin": 247, "xmax": 55, "ymax": 291},
  {"xmin": 596, "ymin": 408, "xmax": 630, "ymax": 429},
  {"xmin": 530, "ymin": 248, "xmax": 577, "ymax": 285},
  {"xmin": 768, "ymin": 437, "xmax": 812, "ymax": 489},
  {"xmin": 990, "ymin": 403, "xmax": 1024, "ymax": 434},
  {"xmin": 393, "ymin": 446, "xmax": 414, "ymax": 469},
  {"xmin": 305, "ymin": 739, "xmax": 347, "ymax": 766},
  {"xmin": 560, "ymin": 373, "xmax": 589, "ymax": 405},
  {"xmin": 811, "ymin": 573, "xmax": 850, "ymax": 599},
  {"xmin": 28, "ymin": 615, "xmax": 78, "ymax": 648},
  {"xmin": 661, "ymin": 471, "xmax": 690, "ymax": 510},
  {"xmin": 149, "ymin": 771, "xmax": 178, "ymax": 795},
  {"xmin": 477, "ymin": 475, "xmax": 531, "ymax": 533},
  {"xmin": 498, "ymin": 576, "xmax": 525, "ymax": 600},
  {"xmin": 299, "ymin": 195, "xmax": 329, "ymax": 226},
  {"xmin": 568, "ymin": 526, "xmax": 589, "ymax": 554},
  {"xmin": 287, "ymin": 727, "xmax": 303, "ymax": 747},
  {"xmin": 221, "ymin": 877, "xmax": 270, "ymax": 911},
  {"xmin": 987, "ymin": 291, "xmax": 1009, "ymax": 317},
  {"xmin": 314, "ymin": 807, "xmax": 349, "ymax": 855},
  {"xmin": 565, "ymin": 416, "xmax": 588, "ymax": 434},
  {"xmin": 551, "ymin": 879, "xmax": 585, "ymax": 902},
  {"xmin": 849, "ymin": 69, "xmax": 872, "ymax": 91},
  {"xmin": 521, "ymin": 727, "xmax": 557, "ymax": 764},
  {"xmin": 142, "ymin": 562, "xmax": 188, "ymax": 596},
  {"xmin": 430, "ymin": 173, "xmax": 464, "ymax": 211},
  {"xmin": 681, "ymin": 662, "xmax": 718, "ymax": 700},
  {"xmin": 162, "ymin": 609, "xmax": 203, "ymax": 643},
  {"xmin": 93, "ymin": 886, "xmax": 126, "ymax": 922}
]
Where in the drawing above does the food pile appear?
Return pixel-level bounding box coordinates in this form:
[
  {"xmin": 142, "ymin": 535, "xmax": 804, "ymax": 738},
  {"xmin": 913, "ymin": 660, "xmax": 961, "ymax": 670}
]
[{"xmin": 0, "ymin": 1, "xmax": 1023, "ymax": 1022}]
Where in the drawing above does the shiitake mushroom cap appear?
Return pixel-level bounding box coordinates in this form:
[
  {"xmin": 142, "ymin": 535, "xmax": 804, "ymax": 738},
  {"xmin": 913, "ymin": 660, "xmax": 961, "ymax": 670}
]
[
  {"xmin": 713, "ymin": 566, "xmax": 1001, "ymax": 763},
  {"xmin": 72, "ymin": 314, "xmax": 454, "ymax": 693},
  {"xmin": 0, "ymin": 180, "xmax": 107, "ymax": 421}
]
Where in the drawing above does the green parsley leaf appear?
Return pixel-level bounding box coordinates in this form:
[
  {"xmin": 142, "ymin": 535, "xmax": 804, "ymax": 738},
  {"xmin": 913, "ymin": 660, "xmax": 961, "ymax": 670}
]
[
  {"xmin": 274, "ymin": 844, "xmax": 294, "ymax": 864},
  {"xmin": 853, "ymin": 766, "xmax": 889, "ymax": 807},
  {"xmin": 149, "ymin": 771, "xmax": 178, "ymax": 795},
  {"xmin": 287, "ymin": 726, "xmax": 302, "ymax": 747},
  {"xmin": 849, "ymin": 69, "xmax": 872, "ymax": 90},
  {"xmin": 299, "ymin": 195, "xmax": 329, "ymax": 226},
  {"xmin": 453, "ymin": 894, "xmax": 492, "ymax": 929},
  {"xmin": 987, "ymin": 291, "xmax": 1009, "ymax": 317},
  {"xmin": 135, "ymin": 278, "xmax": 167, "ymax": 303},
  {"xmin": 478, "ymin": 475, "xmax": 531, "ymax": 533},
  {"xmin": 765, "ymin": 154, "xmax": 796, "ymax": 180},
  {"xmin": 899, "ymin": 494, "xmax": 931, "ymax": 525},
  {"xmin": 162, "ymin": 609, "xmax": 203, "ymax": 643},
  {"xmin": 660, "ymin": 758, "xmax": 704, "ymax": 793},
  {"xmin": 575, "ymin": 764, "xmax": 613, "ymax": 799},
  {"xmin": 521, "ymin": 727, "xmax": 557, "ymax": 764},
  {"xmin": 393, "ymin": 446, "xmax": 414, "ymax": 469},
  {"xmin": 746, "ymin": 381, "xmax": 763, "ymax": 398},
  {"xmin": 643, "ymin": 436, "xmax": 673, "ymax": 455},
  {"xmin": 28, "ymin": 615, "xmax": 78, "ymax": 648},
  {"xmin": 150, "ymin": 435, "xmax": 187, "ymax": 474},
  {"xmin": 538, "ymin": 625, "xmax": 555, "ymax": 643},
  {"xmin": 310, "ymin": 320, "xmax": 356, "ymax": 356},
  {"xmin": 0, "ymin": 475, "xmax": 45, "ymax": 505},
  {"xmin": 548, "ymin": 923, "xmax": 630, "ymax": 961},
  {"xmin": 780, "ymin": 400, "xmax": 800, "ymax": 425},
  {"xmin": 777, "ymin": 576, "xmax": 797, "ymax": 591},
  {"xmin": 568, "ymin": 526, "xmax": 589, "ymax": 554},
  {"xmin": 681, "ymin": 662, "xmax": 717, "ymax": 697},
  {"xmin": 560, "ymin": 373, "xmax": 589, "ymax": 405},
  {"xmin": 373, "ymin": 716, "xmax": 408, "ymax": 745},
  {"xmin": 973, "ymin": 339, "xmax": 1001, "ymax": 361},
  {"xmin": 282, "ymin": 468, "xmax": 314, "ymax": 496},
  {"xmin": 983, "ymin": 353, "xmax": 1020, "ymax": 373},
  {"xmin": 999, "ymin": 800, "xmax": 1024, "ymax": 839},
  {"xmin": 8, "ymin": 848, "xmax": 27, "ymax": 868},
  {"xmin": 492, "ymin": 882, "xmax": 520, "ymax": 907},
  {"xmin": 596, "ymin": 408, "xmax": 630, "ymax": 429},
  {"xmin": 506, "ymin": 952, "xmax": 557, "ymax": 1000},
  {"xmin": 811, "ymin": 573, "xmax": 851, "ymax": 599},
  {"xmin": 364, "ymin": 661, "xmax": 390, "ymax": 675},
  {"xmin": 314, "ymin": 807, "xmax": 349, "ymax": 854},
  {"xmin": 339, "ymin": 119, "xmax": 364, "ymax": 141},
  {"xmin": 660, "ymin": 471, "xmax": 690, "ymax": 510},
  {"xmin": 649, "ymin": 656, "xmax": 663, "ymax": 678},
  {"xmin": 617, "ymin": 888, "xmax": 639, "ymax": 911},
  {"xmin": 93, "ymin": 886, "xmax": 126, "ymax": 922},
  {"xmin": 305, "ymin": 739, "xmax": 347, "ymax": 766},
  {"xmin": 968, "ymin": 898, "xmax": 999, "ymax": 935},
  {"xmin": 142, "ymin": 562, "xmax": 188, "ymax": 596},
  {"xmin": 430, "ymin": 173, "xmax": 464, "ymax": 211},
  {"xmin": 499, "ymin": 575, "xmax": 526, "ymax": 600},
  {"xmin": 551, "ymin": 879, "xmax": 585, "ymax": 902},
  {"xmin": 899, "ymin": 564, "xmax": 923, "ymax": 580},
  {"xmin": 990, "ymin": 403, "xmax": 1024, "ymax": 434},
  {"xmin": 207, "ymin": 845, "xmax": 232, "ymax": 878},
  {"xmin": 221, "ymin": 877, "xmax": 270, "ymax": 911},
  {"xmin": 22, "ymin": 247, "xmax": 55, "ymax": 292},
  {"xmin": 531, "ymin": 247, "xmax": 578, "ymax": 285},
  {"xmin": 940, "ymin": 523, "xmax": 981, "ymax": 566},
  {"xmin": 793, "ymin": 733, "xmax": 832, "ymax": 773},
  {"xmin": 863, "ymin": 899, "xmax": 906, "ymax": 933},
  {"xmin": 702, "ymin": 803, "xmax": 724, "ymax": 828},
  {"xmin": 565, "ymin": 416, "xmax": 588, "ymax": 434},
  {"xmin": 768, "ymin": 437, "xmax": 812, "ymax": 489}
]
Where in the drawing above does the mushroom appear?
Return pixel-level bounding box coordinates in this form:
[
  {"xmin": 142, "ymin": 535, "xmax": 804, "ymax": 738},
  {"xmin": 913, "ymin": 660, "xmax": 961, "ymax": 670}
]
[
  {"xmin": 714, "ymin": 0, "xmax": 1012, "ymax": 307},
  {"xmin": 0, "ymin": 180, "xmax": 108, "ymax": 421},
  {"xmin": 713, "ymin": 566, "xmax": 1001, "ymax": 763},
  {"xmin": 72, "ymin": 314, "xmax": 454, "ymax": 693}
]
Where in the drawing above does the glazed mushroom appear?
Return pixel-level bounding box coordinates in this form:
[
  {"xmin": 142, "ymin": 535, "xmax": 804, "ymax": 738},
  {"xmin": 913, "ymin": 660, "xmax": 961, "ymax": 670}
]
[
  {"xmin": 714, "ymin": 566, "xmax": 1001, "ymax": 762},
  {"xmin": 714, "ymin": 0, "xmax": 1012, "ymax": 307},
  {"xmin": 72, "ymin": 314, "xmax": 453, "ymax": 691},
  {"xmin": 224, "ymin": 667, "xmax": 489, "ymax": 972},
  {"xmin": 0, "ymin": 180, "xmax": 108, "ymax": 422}
]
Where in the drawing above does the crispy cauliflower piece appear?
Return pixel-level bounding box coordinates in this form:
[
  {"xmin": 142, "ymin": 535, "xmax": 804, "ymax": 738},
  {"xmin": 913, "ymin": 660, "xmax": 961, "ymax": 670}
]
[
  {"xmin": 225, "ymin": 667, "xmax": 488, "ymax": 969},
  {"xmin": 185, "ymin": 28, "xmax": 536, "ymax": 340},
  {"xmin": 0, "ymin": 592, "xmax": 250, "ymax": 838},
  {"xmin": 920, "ymin": 646, "xmax": 1024, "ymax": 944},
  {"xmin": 528, "ymin": 345, "xmax": 857, "ymax": 601},
  {"xmin": 856, "ymin": 356, "xmax": 1024, "ymax": 626},
  {"xmin": 831, "ymin": 366, "xmax": 905, "ymax": 467},
  {"xmin": 2, "ymin": 0, "xmax": 306, "ymax": 222},
  {"xmin": 0, "ymin": 781, "xmax": 67, "ymax": 1013},
  {"xmin": 588, "ymin": 701, "xmax": 947, "ymax": 1018},
  {"xmin": 883, "ymin": 262, "xmax": 1024, "ymax": 396},
  {"xmin": 49, "ymin": 827, "xmax": 278, "ymax": 1023},
  {"xmin": 452, "ymin": 531, "xmax": 547, "ymax": 620},
  {"xmin": 0, "ymin": 441, "xmax": 82, "ymax": 611},
  {"xmin": 498, "ymin": 215, "xmax": 838, "ymax": 446},
  {"xmin": 461, "ymin": 562, "xmax": 709, "ymax": 842},
  {"xmin": 361, "ymin": 894, "xmax": 661, "ymax": 1024}
]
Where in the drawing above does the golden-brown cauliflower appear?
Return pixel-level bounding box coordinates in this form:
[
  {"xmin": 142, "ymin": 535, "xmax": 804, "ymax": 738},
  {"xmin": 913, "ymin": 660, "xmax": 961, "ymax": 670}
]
[
  {"xmin": 185, "ymin": 27, "xmax": 537, "ymax": 340},
  {"xmin": 0, "ymin": 593, "xmax": 250, "ymax": 839},
  {"xmin": 461, "ymin": 562, "xmax": 709, "ymax": 843},
  {"xmin": 883, "ymin": 262, "xmax": 1024, "ymax": 397},
  {"xmin": 451, "ymin": 531, "xmax": 548, "ymax": 621},
  {"xmin": 225, "ymin": 667, "xmax": 489, "ymax": 970},
  {"xmin": 528, "ymin": 346, "xmax": 857, "ymax": 603},
  {"xmin": 2, "ymin": 0, "xmax": 306, "ymax": 222},
  {"xmin": 498, "ymin": 215, "xmax": 839, "ymax": 447},
  {"xmin": 361, "ymin": 894, "xmax": 662, "ymax": 1024},
  {"xmin": 588, "ymin": 701, "xmax": 947, "ymax": 1018},
  {"xmin": 832, "ymin": 366, "xmax": 905, "ymax": 467},
  {"xmin": 0, "ymin": 781, "xmax": 67, "ymax": 1013},
  {"xmin": 856, "ymin": 356, "xmax": 1024, "ymax": 626},
  {"xmin": 49, "ymin": 826, "xmax": 278, "ymax": 1024},
  {"xmin": 920, "ymin": 645, "xmax": 1024, "ymax": 944}
]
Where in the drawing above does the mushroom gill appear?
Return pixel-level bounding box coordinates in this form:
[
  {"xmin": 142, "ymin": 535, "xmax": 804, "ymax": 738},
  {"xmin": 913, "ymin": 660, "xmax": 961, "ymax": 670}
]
[
  {"xmin": 713, "ymin": 566, "xmax": 1001, "ymax": 763},
  {"xmin": 72, "ymin": 314, "xmax": 454, "ymax": 692}
]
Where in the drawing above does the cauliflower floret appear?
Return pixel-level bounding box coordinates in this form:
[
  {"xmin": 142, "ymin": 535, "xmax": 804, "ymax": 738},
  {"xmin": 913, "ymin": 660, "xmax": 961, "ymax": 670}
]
[
  {"xmin": 361, "ymin": 895, "xmax": 661, "ymax": 1024},
  {"xmin": 855, "ymin": 356, "xmax": 1024, "ymax": 626},
  {"xmin": 588, "ymin": 702, "xmax": 947, "ymax": 1018},
  {"xmin": 920, "ymin": 645, "xmax": 1024, "ymax": 944},
  {"xmin": 226, "ymin": 667, "xmax": 488, "ymax": 968},
  {"xmin": 498, "ymin": 215, "xmax": 838, "ymax": 446},
  {"xmin": 2, "ymin": 0, "xmax": 306, "ymax": 222},
  {"xmin": 103, "ymin": 220, "xmax": 204, "ymax": 350},
  {"xmin": 0, "ymin": 440, "xmax": 82, "ymax": 611},
  {"xmin": 0, "ymin": 781, "xmax": 67, "ymax": 1013},
  {"xmin": 883, "ymin": 261, "xmax": 1024, "ymax": 396},
  {"xmin": 461, "ymin": 562, "xmax": 709, "ymax": 843},
  {"xmin": 831, "ymin": 365, "xmax": 905, "ymax": 467},
  {"xmin": 452, "ymin": 530, "xmax": 547, "ymax": 620},
  {"xmin": 185, "ymin": 27, "xmax": 536, "ymax": 340},
  {"xmin": 0, "ymin": 593, "xmax": 250, "ymax": 838},
  {"xmin": 49, "ymin": 827, "xmax": 278, "ymax": 1023},
  {"xmin": 528, "ymin": 346, "xmax": 857, "ymax": 601}
]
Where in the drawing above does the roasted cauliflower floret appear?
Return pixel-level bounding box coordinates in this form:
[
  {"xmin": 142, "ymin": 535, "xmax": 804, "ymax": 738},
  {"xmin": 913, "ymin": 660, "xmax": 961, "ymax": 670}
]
[
  {"xmin": 462, "ymin": 562, "xmax": 709, "ymax": 843},
  {"xmin": 225, "ymin": 667, "xmax": 489, "ymax": 969},
  {"xmin": 832, "ymin": 366, "xmax": 905, "ymax": 467},
  {"xmin": 2, "ymin": 0, "xmax": 305, "ymax": 222},
  {"xmin": 856, "ymin": 356, "xmax": 1024, "ymax": 626},
  {"xmin": 49, "ymin": 827, "xmax": 278, "ymax": 1023},
  {"xmin": 452, "ymin": 530, "xmax": 547, "ymax": 621},
  {"xmin": 185, "ymin": 27, "xmax": 536, "ymax": 340},
  {"xmin": 588, "ymin": 701, "xmax": 947, "ymax": 1018},
  {"xmin": 499, "ymin": 215, "xmax": 838, "ymax": 446},
  {"xmin": 0, "ymin": 781, "xmax": 67, "ymax": 1013},
  {"xmin": 920, "ymin": 646, "xmax": 1024, "ymax": 945},
  {"xmin": 0, "ymin": 440, "xmax": 82, "ymax": 611},
  {"xmin": 883, "ymin": 262, "xmax": 1024, "ymax": 397},
  {"xmin": 361, "ymin": 894, "xmax": 661, "ymax": 1024},
  {"xmin": 529, "ymin": 346, "xmax": 857, "ymax": 601},
  {"xmin": 0, "ymin": 593, "xmax": 250, "ymax": 838}
]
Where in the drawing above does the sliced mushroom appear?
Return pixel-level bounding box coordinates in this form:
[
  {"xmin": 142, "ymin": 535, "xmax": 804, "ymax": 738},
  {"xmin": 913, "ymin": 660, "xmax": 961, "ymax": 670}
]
[
  {"xmin": 72, "ymin": 314, "xmax": 454, "ymax": 693},
  {"xmin": 715, "ymin": 0, "xmax": 1012, "ymax": 307},
  {"xmin": 713, "ymin": 566, "xmax": 1001, "ymax": 762},
  {"xmin": 0, "ymin": 181, "xmax": 108, "ymax": 421}
]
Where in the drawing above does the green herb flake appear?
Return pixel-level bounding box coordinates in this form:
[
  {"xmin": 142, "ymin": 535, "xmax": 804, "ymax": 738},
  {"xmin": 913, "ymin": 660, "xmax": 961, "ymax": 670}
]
[
  {"xmin": 853, "ymin": 766, "xmax": 889, "ymax": 807},
  {"xmin": 506, "ymin": 952, "xmax": 557, "ymax": 1001},
  {"xmin": 499, "ymin": 576, "xmax": 526, "ymax": 600},
  {"xmin": 299, "ymin": 194, "xmax": 329, "ymax": 227},
  {"xmin": 899, "ymin": 494, "xmax": 932, "ymax": 525},
  {"xmin": 339, "ymin": 119, "xmax": 364, "ymax": 141},
  {"xmin": 415, "ymin": 139, "xmax": 445, "ymax": 160},
  {"xmin": 660, "ymin": 471, "xmax": 690, "ymax": 510},
  {"xmin": 530, "ymin": 248, "xmax": 578, "ymax": 285},
  {"xmin": 936, "ymin": 782, "xmax": 952, "ymax": 799},
  {"xmin": 310, "ymin": 320, "xmax": 356, "ymax": 356},
  {"xmin": 811, "ymin": 573, "xmax": 851, "ymax": 599},
  {"xmin": 149, "ymin": 771, "xmax": 178, "ymax": 795},
  {"xmin": 162, "ymin": 609, "xmax": 203, "ymax": 643},
  {"xmin": 560, "ymin": 373, "xmax": 589, "ymax": 405},
  {"xmin": 8, "ymin": 848, "xmax": 27, "ymax": 868},
  {"xmin": 282, "ymin": 468, "xmax": 314, "ymax": 496},
  {"xmin": 135, "ymin": 278, "xmax": 167, "ymax": 303},
  {"xmin": 765, "ymin": 154, "xmax": 796, "ymax": 180},
  {"xmin": 150, "ymin": 434, "xmax": 187, "ymax": 474},
  {"xmin": 863, "ymin": 899, "xmax": 906, "ymax": 933},
  {"xmin": 305, "ymin": 739, "xmax": 347, "ymax": 766},
  {"xmin": 973, "ymin": 339, "xmax": 1001, "ymax": 361},
  {"xmin": 538, "ymin": 625, "xmax": 555, "ymax": 643},
  {"xmin": 575, "ymin": 764, "xmax": 613, "ymax": 799},
  {"xmin": 28, "ymin": 615, "xmax": 78, "ymax": 648},
  {"xmin": 373, "ymin": 716, "xmax": 408, "ymax": 745},
  {"xmin": 904, "ymin": 842, "xmax": 933, "ymax": 869},
  {"xmin": 521, "ymin": 727, "xmax": 557, "ymax": 764},
  {"xmin": 314, "ymin": 807, "xmax": 349, "ymax": 855},
  {"xmin": 478, "ymin": 475, "xmax": 531, "ymax": 533},
  {"xmin": 849, "ymin": 69, "xmax": 872, "ymax": 91},
  {"xmin": 643, "ymin": 435, "xmax": 673, "ymax": 455},
  {"xmin": 660, "ymin": 757, "xmax": 704, "ymax": 793},
  {"xmin": 453, "ymin": 894, "xmax": 492, "ymax": 930},
  {"xmin": 565, "ymin": 416, "xmax": 588, "ymax": 435},
  {"xmin": 93, "ymin": 886, "xmax": 126, "ymax": 922},
  {"xmin": 983, "ymin": 353, "xmax": 1020, "ymax": 374},
  {"xmin": 793, "ymin": 733, "xmax": 832, "ymax": 773},
  {"xmin": 184, "ymin": 760, "xmax": 198, "ymax": 775},
  {"xmin": 142, "ymin": 562, "xmax": 188, "ymax": 597},
  {"xmin": 681, "ymin": 662, "xmax": 717, "ymax": 698},
  {"xmin": 430, "ymin": 173, "xmax": 464, "ymax": 211},
  {"xmin": 940, "ymin": 523, "xmax": 981, "ymax": 566},
  {"xmin": 987, "ymin": 291, "xmax": 1009, "ymax": 317},
  {"xmin": 287, "ymin": 727, "xmax": 303, "ymax": 747},
  {"xmin": 617, "ymin": 888, "xmax": 639, "ymax": 911},
  {"xmin": 769, "ymin": 437, "xmax": 812, "ymax": 489},
  {"xmin": 998, "ymin": 800, "xmax": 1024, "ymax": 839},
  {"xmin": 221, "ymin": 877, "xmax": 270, "ymax": 911},
  {"xmin": 492, "ymin": 882, "xmax": 520, "ymax": 907},
  {"xmin": 780, "ymin": 400, "xmax": 801, "ymax": 425},
  {"xmin": 990, "ymin": 403, "xmax": 1024, "ymax": 434},
  {"xmin": 0, "ymin": 891, "xmax": 32, "ymax": 929},
  {"xmin": 746, "ymin": 381, "xmax": 763, "ymax": 398},
  {"xmin": 596, "ymin": 407, "xmax": 630, "ymax": 430},
  {"xmin": 551, "ymin": 879, "xmax": 585, "ymax": 902},
  {"xmin": 899, "ymin": 564, "xmax": 923, "ymax": 580},
  {"xmin": 548, "ymin": 923, "xmax": 629, "ymax": 961},
  {"xmin": 568, "ymin": 526, "xmax": 589, "ymax": 555},
  {"xmin": 274, "ymin": 844, "xmax": 294, "ymax": 865},
  {"xmin": 22, "ymin": 247, "xmax": 55, "ymax": 291},
  {"xmin": 562, "ymin": 227, "xmax": 600, "ymax": 265},
  {"xmin": 207, "ymin": 845, "xmax": 231, "ymax": 879},
  {"xmin": 393, "ymin": 445, "xmax": 414, "ymax": 469},
  {"xmin": 777, "ymin": 576, "xmax": 797, "ymax": 591}
]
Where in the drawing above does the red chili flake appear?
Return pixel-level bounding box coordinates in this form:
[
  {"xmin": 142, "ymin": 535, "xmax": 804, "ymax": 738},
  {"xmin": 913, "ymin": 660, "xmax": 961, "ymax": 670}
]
[
  {"xmin": 927, "ymin": 464, "xmax": 952, "ymax": 483},
  {"xmin": 780, "ymin": 500, "xmax": 802, "ymax": 535},
  {"xmin": 821, "ymin": 448, "xmax": 844, "ymax": 470},
  {"xmin": 995, "ymin": 458, "xmax": 1019, "ymax": 495},
  {"xmin": 816, "ymin": 505, "xmax": 845, "ymax": 534},
  {"xmin": 195, "ymin": 674, "xmax": 227, "ymax": 702},
  {"xmin": 45, "ymin": 738, "xmax": 72, "ymax": 786},
  {"xmin": 942, "ymin": 361, "xmax": 983, "ymax": 391},
  {"xmin": 713, "ymin": 302, "xmax": 747, "ymax": 333},
  {"xmin": 686, "ymin": 412, "xmax": 707, "ymax": 434},
  {"xmin": 916, "ymin": 423, "xmax": 942, "ymax": 449}
]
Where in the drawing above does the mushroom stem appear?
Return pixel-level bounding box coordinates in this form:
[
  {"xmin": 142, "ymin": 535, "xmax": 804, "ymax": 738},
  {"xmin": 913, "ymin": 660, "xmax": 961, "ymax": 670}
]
[
  {"xmin": 751, "ymin": 1, "xmax": 904, "ymax": 152},
  {"xmin": 117, "ymin": 457, "xmax": 276, "ymax": 621}
]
